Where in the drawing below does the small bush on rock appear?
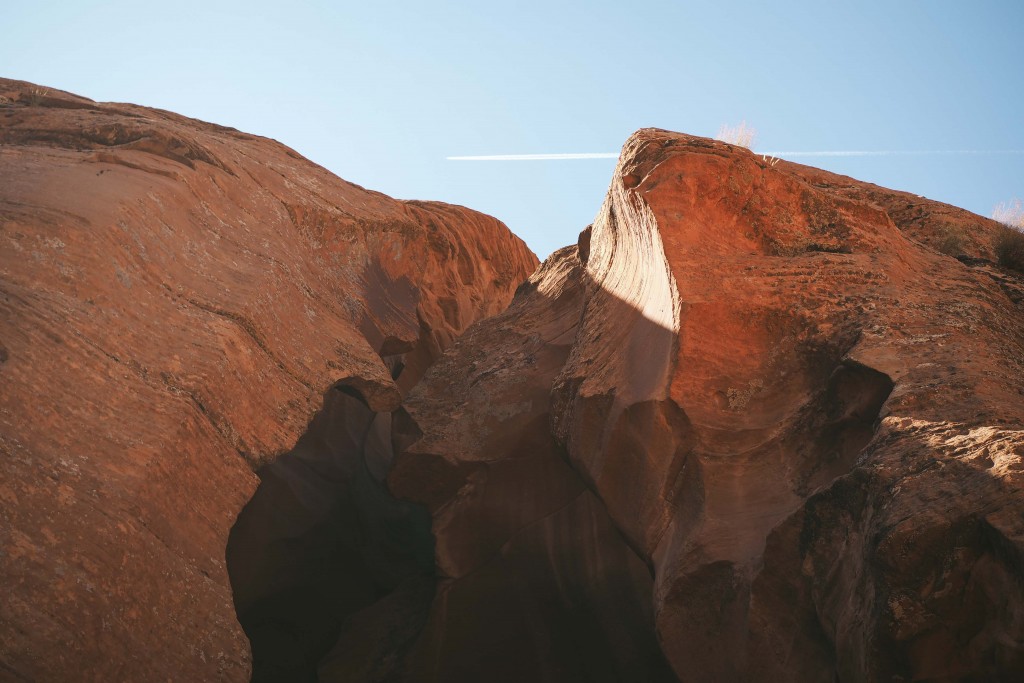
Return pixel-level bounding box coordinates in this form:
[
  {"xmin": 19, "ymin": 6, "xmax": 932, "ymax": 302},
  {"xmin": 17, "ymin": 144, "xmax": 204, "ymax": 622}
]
[
  {"xmin": 716, "ymin": 121, "xmax": 756, "ymax": 149},
  {"xmin": 995, "ymin": 225, "xmax": 1024, "ymax": 272},
  {"xmin": 935, "ymin": 224, "xmax": 966, "ymax": 257},
  {"xmin": 993, "ymin": 200, "xmax": 1024, "ymax": 272}
]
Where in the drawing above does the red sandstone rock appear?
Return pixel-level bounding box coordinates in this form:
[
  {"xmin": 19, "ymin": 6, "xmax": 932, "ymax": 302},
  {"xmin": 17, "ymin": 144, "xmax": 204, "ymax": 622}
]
[
  {"xmin": 0, "ymin": 79, "xmax": 536, "ymax": 682},
  {"xmin": 4, "ymin": 76, "xmax": 1022, "ymax": 682},
  {"xmin": 388, "ymin": 129, "xmax": 1024, "ymax": 681},
  {"xmin": 388, "ymin": 249, "xmax": 675, "ymax": 682},
  {"xmin": 588, "ymin": 131, "xmax": 1023, "ymax": 681}
]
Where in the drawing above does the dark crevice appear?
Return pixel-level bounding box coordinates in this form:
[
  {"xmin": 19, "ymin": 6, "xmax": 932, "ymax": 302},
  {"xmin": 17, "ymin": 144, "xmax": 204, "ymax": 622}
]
[
  {"xmin": 801, "ymin": 360, "xmax": 895, "ymax": 493},
  {"xmin": 226, "ymin": 386, "xmax": 434, "ymax": 682}
]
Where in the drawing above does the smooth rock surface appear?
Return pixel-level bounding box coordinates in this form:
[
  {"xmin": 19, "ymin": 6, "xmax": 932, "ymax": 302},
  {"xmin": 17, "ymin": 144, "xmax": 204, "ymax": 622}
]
[{"xmin": 391, "ymin": 249, "xmax": 676, "ymax": 682}]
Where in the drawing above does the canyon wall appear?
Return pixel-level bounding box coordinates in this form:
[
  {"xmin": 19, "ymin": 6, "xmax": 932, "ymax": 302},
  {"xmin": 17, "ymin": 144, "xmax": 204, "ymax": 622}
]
[
  {"xmin": 3, "ymin": 79, "xmax": 1023, "ymax": 682},
  {"xmin": 0, "ymin": 79, "xmax": 536, "ymax": 682},
  {"xmin": 390, "ymin": 129, "xmax": 1024, "ymax": 681}
]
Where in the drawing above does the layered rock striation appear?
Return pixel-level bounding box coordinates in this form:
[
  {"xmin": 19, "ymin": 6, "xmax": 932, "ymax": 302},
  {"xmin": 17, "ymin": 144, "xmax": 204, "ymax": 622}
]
[
  {"xmin": 0, "ymin": 79, "xmax": 536, "ymax": 682},
  {"xmin": 3, "ymin": 76, "xmax": 1022, "ymax": 682},
  {"xmin": 389, "ymin": 129, "xmax": 1024, "ymax": 681}
]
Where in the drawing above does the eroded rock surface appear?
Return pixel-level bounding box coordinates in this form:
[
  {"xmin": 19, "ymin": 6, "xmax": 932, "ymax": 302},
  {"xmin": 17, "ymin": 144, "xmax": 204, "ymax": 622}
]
[
  {"xmin": 4, "ymin": 77, "xmax": 1022, "ymax": 683},
  {"xmin": 387, "ymin": 129, "xmax": 1024, "ymax": 681},
  {"xmin": 0, "ymin": 79, "xmax": 536, "ymax": 682},
  {"xmin": 389, "ymin": 249, "xmax": 676, "ymax": 682}
]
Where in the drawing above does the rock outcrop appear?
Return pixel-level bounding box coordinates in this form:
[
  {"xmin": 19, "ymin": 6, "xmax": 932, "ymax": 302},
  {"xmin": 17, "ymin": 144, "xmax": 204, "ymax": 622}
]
[
  {"xmin": 3, "ymin": 76, "xmax": 1022, "ymax": 683},
  {"xmin": 0, "ymin": 79, "xmax": 536, "ymax": 682},
  {"xmin": 387, "ymin": 129, "xmax": 1024, "ymax": 681}
]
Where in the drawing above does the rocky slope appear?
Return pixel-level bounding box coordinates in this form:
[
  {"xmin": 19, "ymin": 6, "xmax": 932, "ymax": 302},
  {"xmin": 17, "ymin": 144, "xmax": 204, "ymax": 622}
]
[
  {"xmin": 0, "ymin": 79, "xmax": 537, "ymax": 682},
  {"xmin": 388, "ymin": 130, "xmax": 1024, "ymax": 681}
]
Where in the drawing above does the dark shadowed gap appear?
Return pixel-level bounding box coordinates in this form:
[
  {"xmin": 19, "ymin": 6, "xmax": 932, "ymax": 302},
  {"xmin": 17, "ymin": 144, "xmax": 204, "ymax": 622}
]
[
  {"xmin": 226, "ymin": 384, "xmax": 434, "ymax": 682},
  {"xmin": 801, "ymin": 360, "xmax": 895, "ymax": 493},
  {"xmin": 381, "ymin": 245, "xmax": 679, "ymax": 683}
]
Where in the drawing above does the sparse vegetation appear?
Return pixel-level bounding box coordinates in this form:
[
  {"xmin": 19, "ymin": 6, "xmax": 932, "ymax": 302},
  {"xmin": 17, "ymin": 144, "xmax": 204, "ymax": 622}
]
[
  {"xmin": 716, "ymin": 121, "xmax": 756, "ymax": 149},
  {"xmin": 994, "ymin": 199, "xmax": 1024, "ymax": 229},
  {"xmin": 26, "ymin": 88, "xmax": 49, "ymax": 106},
  {"xmin": 993, "ymin": 199, "xmax": 1024, "ymax": 272},
  {"xmin": 935, "ymin": 224, "xmax": 966, "ymax": 257},
  {"xmin": 995, "ymin": 226, "xmax": 1024, "ymax": 272}
]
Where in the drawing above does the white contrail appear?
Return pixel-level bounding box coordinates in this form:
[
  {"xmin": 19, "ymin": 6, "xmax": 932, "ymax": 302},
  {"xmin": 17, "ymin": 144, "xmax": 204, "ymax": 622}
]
[
  {"xmin": 447, "ymin": 150, "xmax": 1024, "ymax": 161},
  {"xmin": 446, "ymin": 153, "xmax": 620, "ymax": 161}
]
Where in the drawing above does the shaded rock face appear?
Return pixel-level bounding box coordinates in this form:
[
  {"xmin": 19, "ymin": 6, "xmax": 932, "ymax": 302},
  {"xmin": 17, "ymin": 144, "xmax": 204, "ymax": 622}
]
[
  {"xmin": 0, "ymin": 79, "xmax": 536, "ymax": 682},
  {"xmin": 389, "ymin": 251, "xmax": 677, "ymax": 683},
  {"xmin": 383, "ymin": 129, "xmax": 1024, "ymax": 681},
  {"xmin": 226, "ymin": 385, "xmax": 436, "ymax": 683}
]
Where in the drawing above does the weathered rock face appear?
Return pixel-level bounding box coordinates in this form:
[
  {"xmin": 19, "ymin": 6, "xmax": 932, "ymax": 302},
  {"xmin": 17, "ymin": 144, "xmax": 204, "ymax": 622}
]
[
  {"xmin": 0, "ymin": 79, "xmax": 536, "ymax": 682},
  {"xmin": 386, "ymin": 129, "xmax": 1024, "ymax": 681},
  {"xmin": 388, "ymin": 250, "xmax": 676, "ymax": 682},
  {"xmin": 590, "ymin": 131, "xmax": 1023, "ymax": 681},
  {"xmin": 4, "ymin": 76, "xmax": 1022, "ymax": 682}
]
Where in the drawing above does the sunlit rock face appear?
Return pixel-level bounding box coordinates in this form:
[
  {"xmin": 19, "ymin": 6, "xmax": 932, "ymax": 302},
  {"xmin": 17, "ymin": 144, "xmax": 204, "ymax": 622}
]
[
  {"xmin": 0, "ymin": 78, "xmax": 536, "ymax": 683},
  {"xmin": 389, "ymin": 129, "xmax": 1024, "ymax": 681},
  {"xmin": 581, "ymin": 130, "xmax": 1024, "ymax": 681}
]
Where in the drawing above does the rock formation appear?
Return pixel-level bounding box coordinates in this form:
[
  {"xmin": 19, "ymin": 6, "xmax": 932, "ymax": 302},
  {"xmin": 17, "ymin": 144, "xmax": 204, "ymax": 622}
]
[
  {"xmin": 2, "ymin": 78, "xmax": 1023, "ymax": 682},
  {"xmin": 0, "ymin": 79, "xmax": 536, "ymax": 682},
  {"xmin": 389, "ymin": 130, "xmax": 1024, "ymax": 681}
]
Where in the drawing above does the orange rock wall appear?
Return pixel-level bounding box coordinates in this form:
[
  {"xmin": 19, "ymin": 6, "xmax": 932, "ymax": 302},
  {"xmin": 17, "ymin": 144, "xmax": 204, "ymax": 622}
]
[
  {"xmin": 0, "ymin": 79, "xmax": 536, "ymax": 682},
  {"xmin": 391, "ymin": 129, "xmax": 1024, "ymax": 681}
]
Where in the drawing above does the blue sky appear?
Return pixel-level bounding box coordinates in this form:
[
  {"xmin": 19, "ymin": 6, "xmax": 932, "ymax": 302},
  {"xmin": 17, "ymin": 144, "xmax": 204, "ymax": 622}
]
[{"xmin": 3, "ymin": 1, "xmax": 1021, "ymax": 258}]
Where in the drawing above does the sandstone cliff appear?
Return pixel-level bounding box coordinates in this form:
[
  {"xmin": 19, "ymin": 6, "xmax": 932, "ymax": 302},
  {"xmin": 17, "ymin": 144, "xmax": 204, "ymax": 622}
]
[
  {"xmin": 3, "ymin": 78, "xmax": 1023, "ymax": 683},
  {"xmin": 390, "ymin": 130, "xmax": 1024, "ymax": 681},
  {"xmin": 0, "ymin": 79, "xmax": 536, "ymax": 682}
]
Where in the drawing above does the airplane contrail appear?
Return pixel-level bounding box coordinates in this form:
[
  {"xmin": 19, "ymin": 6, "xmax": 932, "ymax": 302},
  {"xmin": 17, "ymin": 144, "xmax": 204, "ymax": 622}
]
[
  {"xmin": 446, "ymin": 153, "xmax": 620, "ymax": 161},
  {"xmin": 447, "ymin": 150, "xmax": 1024, "ymax": 161}
]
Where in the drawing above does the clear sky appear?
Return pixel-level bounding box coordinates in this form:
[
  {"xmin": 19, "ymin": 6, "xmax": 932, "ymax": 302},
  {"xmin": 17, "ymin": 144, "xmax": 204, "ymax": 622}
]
[{"xmin": 3, "ymin": 1, "xmax": 1022, "ymax": 258}]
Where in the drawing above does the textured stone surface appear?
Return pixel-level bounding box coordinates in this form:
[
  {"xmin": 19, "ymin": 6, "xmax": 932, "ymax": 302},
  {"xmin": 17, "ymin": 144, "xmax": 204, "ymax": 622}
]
[
  {"xmin": 386, "ymin": 129, "xmax": 1024, "ymax": 681},
  {"xmin": 390, "ymin": 249, "xmax": 675, "ymax": 682},
  {"xmin": 593, "ymin": 130, "xmax": 1024, "ymax": 681},
  {"xmin": 0, "ymin": 79, "xmax": 536, "ymax": 682},
  {"xmin": 4, "ymin": 75, "xmax": 1022, "ymax": 682}
]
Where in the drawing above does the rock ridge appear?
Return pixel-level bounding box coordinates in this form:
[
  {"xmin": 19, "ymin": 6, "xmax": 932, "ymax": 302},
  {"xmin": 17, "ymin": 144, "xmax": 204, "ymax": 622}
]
[{"xmin": 386, "ymin": 127, "xmax": 1024, "ymax": 681}]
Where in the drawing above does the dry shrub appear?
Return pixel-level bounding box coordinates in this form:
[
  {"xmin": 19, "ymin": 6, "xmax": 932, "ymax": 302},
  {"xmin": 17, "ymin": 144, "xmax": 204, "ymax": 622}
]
[
  {"xmin": 25, "ymin": 88, "xmax": 49, "ymax": 106},
  {"xmin": 993, "ymin": 199, "xmax": 1024, "ymax": 229},
  {"xmin": 993, "ymin": 199, "xmax": 1024, "ymax": 272},
  {"xmin": 716, "ymin": 121, "xmax": 756, "ymax": 149},
  {"xmin": 995, "ymin": 225, "xmax": 1024, "ymax": 272},
  {"xmin": 935, "ymin": 224, "xmax": 966, "ymax": 257}
]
